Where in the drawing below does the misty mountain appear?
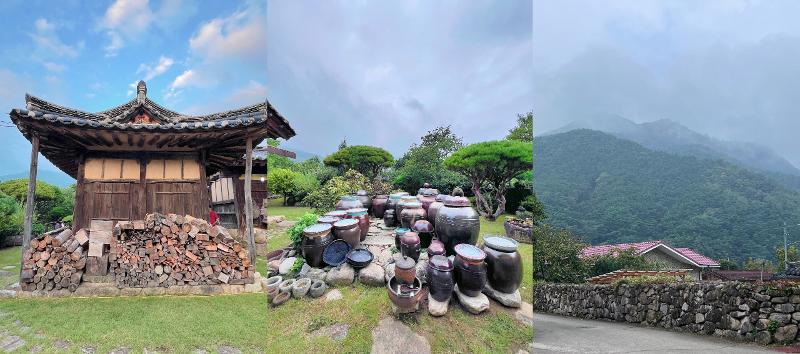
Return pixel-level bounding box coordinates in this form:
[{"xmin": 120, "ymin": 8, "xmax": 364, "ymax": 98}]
[
  {"xmin": 546, "ymin": 114, "xmax": 800, "ymax": 178},
  {"xmin": 534, "ymin": 129, "xmax": 800, "ymax": 261},
  {"xmin": 0, "ymin": 169, "xmax": 75, "ymax": 188}
]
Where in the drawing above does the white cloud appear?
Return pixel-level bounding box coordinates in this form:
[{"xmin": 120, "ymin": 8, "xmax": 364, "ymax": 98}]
[
  {"xmin": 99, "ymin": 0, "xmax": 195, "ymax": 56},
  {"xmin": 171, "ymin": 69, "xmax": 197, "ymax": 89},
  {"xmin": 34, "ymin": 18, "xmax": 55, "ymax": 32},
  {"xmin": 136, "ymin": 56, "xmax": 175, "ymax": 81},
  {"xmin": 42, "ymin": 61, "xmax": 65, "ymax": 72},
  {"xmin": 189, "ymin": 9, "xmax": 266, "ymax": 62},
  {"xmin": 224, "ymin": 80, "xmax": 267, "ymax": 105},
  {"xmin": 29, "ymin": 18, "xmax": 81, "ymax": 58}
]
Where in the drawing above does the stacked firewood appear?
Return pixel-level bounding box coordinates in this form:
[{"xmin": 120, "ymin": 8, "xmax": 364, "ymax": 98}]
[
  {"xmin": 108, "ymin": 213, "xmax": 254, "ymax": 288},
  {"xmin": 19, "ymin": 228, "xmax": 88, "ymax": 292}
]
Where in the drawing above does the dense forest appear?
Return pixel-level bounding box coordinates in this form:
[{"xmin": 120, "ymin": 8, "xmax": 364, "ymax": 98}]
[{"xmin": 534, "ymin": 129, "xmax": 800, "ymax": 261}]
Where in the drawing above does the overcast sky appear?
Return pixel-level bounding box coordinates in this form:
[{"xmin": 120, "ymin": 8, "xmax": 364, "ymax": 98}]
[
  {"xmin": 266, "ymin": 0, "xmax": 533, "ymax": 157},
  {"xmin": 534, "ymin": 0, "xmax": 800, "ymax": 166}
]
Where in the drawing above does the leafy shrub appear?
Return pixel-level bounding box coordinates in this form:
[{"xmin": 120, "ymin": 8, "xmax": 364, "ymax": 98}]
[
  {"xmin": 533, "ymin": 224, "xmax": 588, "ymax": 283},
  {"xmin": 268, "ymin": 168, "xmax": 300, "ymax": 205},
  {"xmin": 287, "ymin": 213, "xmax": 320, "ymax": 250},
  {"xmin": 613, "ymin": 274, "xmax": 692, "ymax": 286},
  {"xmin": 292, "ymin": 173, "xmax": 320, "ymax": 205},
  {"xmin": 0, "ymin": 192, "xmax": 23, "ymax": 242},
  {"xmin": 303, "ymin": 170, "xmax": 369, "ymax": 213},
  {"xmin": 585, "ymin": 248, "xmax": 659, "ymax": 278}
]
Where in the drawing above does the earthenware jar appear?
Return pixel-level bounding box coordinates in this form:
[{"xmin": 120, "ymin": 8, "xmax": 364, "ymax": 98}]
[
  {"xmin": 453, "ymin": 244, "xmax": 487, "ymax": 297},
  {"xmin": 427, "ymin": 240, "xmax": 446, "ymax": 258},
  {"xmin": 386, "ymin": 193, "xmax": 403, "ymax": 216},
  {"xmin": 435, "ymin": 196, "xmax": 480, "ymax": 255},
  {"xmin": 387, "ymin": 276, "xmax": 424, "ymax": 313},
  {"xmin": 394, "ymin": 228, "xmax": 410, "ymax": 248},
  {"xmin": 317, "ymin": 215, "xmax": 340, "ymax": 226},
  {"xmin": 411, "ymin": 220, "xmax": 434, "ymax": 249},
  {"xmin": 418, "ymin": 190, "xmax": 437, "ymax": 213},
  {"xmin": 427, "ymin": 255, "xmax": 454, "ymax": 302},
  {"xmin": 383, "ymin": 209, "xmax": 397, "ymax": 227},
  {"xmin": 427, "ymin": 194, "xmax": 449, "ymax": 227},
  {"xmin": 325, "ymin": 210, "xmax": 347, "ymax": 219},
  {"xmin": 335, "ymin": 195, "xmax": 363, "ymax": 211},
  {"xmin": 417, "ymin": 183, "xmax": 432, "ymax": 196},
  {"xmin": 333, "ymin": 218, "xmax": 360, "ymax": 248},
  {"xmin": 481, "ymin": 236, "xmax": 523, "ymax": 294},
  {"xmin": 372, "ymin": 194, "xmax": 389, "ymax": 218},
  {"xmin": 356, "ymin": 190, "xmax": 373, "ymax": 214},
  {"xmin": 394, "ymin": 256, "xmax": 417, "ymax": 285},
  {"xmin": 301, "ymin": 223, "xmax": 333, "ymax": 268},
  {"xmin": 400, "ymin": 232, "xmax": 421, "ymax": 262},
  {"xmin": 400, "ymin": 202, "xmax": 426, "ymax": 229},
  {"xmin": 396, "ymin": 196, "xmax": 419, "ymax": 222},
  {"xmin": 346, "ymin": 207, "xmax": 370, "ymax": 241}
]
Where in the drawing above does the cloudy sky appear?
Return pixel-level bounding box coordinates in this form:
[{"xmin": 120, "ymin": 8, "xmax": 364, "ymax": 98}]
[
  {"xmin": 534, "ymin": 0, "xmax": 800, "ymax": 166},
  {"xmin": 267, "ymin": 0, "xmax": 533, "ymax": 157},
  {"xmin": 0, "ymin": 0, "xmax": 267, "ymax": 181}
]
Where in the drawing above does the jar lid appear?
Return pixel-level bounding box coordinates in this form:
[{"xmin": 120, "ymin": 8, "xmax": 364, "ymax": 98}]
[
  {"xmin": 395, "ymin": 227, "xmax": 410, "ymax": 236},
  {"xmin": 303, "ymin": 223, "xmax": 332, "ymax": 235},
  {"xmin": 483, "ymin": 235, "xmax": 518, "ymax": 252},
  {"xmin": 404, "ymin": 202, "xmax": 422, "ymax": 209},
  {"xmin": 325, "ymin": 210, "xmax": 347, "ymax": 218},
  {"xmin": 412, "ymin": 220, "xmax": 433, "ymax": 233},
  {"xmin": 422, "ymin": 188, "xmax": 438, "ymax": 196},
  {"xmin": 346, "ymin": 208, "xmax": 368, "ymax": 215},
  {"xmin": 444, "ymin": 196, "xmax": 471, "ymax": 207},
  {"xmin": 435, "ymin": 194, "xmax": 450, "ymax": 202},
  {"xmin": 341, "ymin": 195, "xmax": 359, "ymax": 201},
  {"xmin": 317, "ymin": 216, "xmax": 340, "ymax": 224},
  {"xmin": 389, "ymin": 193, "xmax": 404, "ymax": 200},
  {"xmin": 333, "ymin": 219, "xmax": 358, "ymax": 229},
  {"xmin": 429, "ymin": 255, "xmax": 453, "ymax": 271},
  {"xmin": 401, "ymin": 232, "xmax": 420, "ymax": 245},
  {"xmin": 395, "ymin": 256, "xmax": 416, "ymax": 270},
  {"xmin": 398, "ymin": 192, "xmax": 410, "ymax": 196},
  {"xmin": 427, "ymin": 240, "xmax": 445, "ymax": 254},
  {"xmin": 356, "ymin": 190, "xmax": 369, "ymax": 196},
  {"xmin": 454, "ymin": 244, "xmax": 486, "ymax": 261},
  {"xmin": 401, "ymin": 196, "xmax": 418, "ymax": 202}
]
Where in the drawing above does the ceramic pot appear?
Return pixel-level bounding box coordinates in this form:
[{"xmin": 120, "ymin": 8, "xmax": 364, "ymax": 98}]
[
  {"xmin": 387, "ymin": 276, "xmax": 424, "ymax": 313},
  {"xmin": 333, "ymin": 218, "xmax": 360, "ymax": 248},
  {"xmin": 372, "ymin": 195, "xmax": 389, "ymax": 219},
  {"xmin": 335, "ymin": 195, "xmax": 363, "ymax": 211},
  {"xmin": 400, "ymin": 202, "xmax": 427, "ymax": 229},
  {"xmin": 435, "ymin": 196, "xmax": 480, "ymax": 255},
  {"xmin": 427, "ymin": 194, "xmax": 449, "ymax": 227},
  {"xmin": 394, "ymin": 256, "xmax": 417, "ymax": 285},
  {"xmin": 453, "ymin": 244, "xmax": 487, "ymax": 297},
  {"xmin": 317, "ymin": 215, "xmax": 340, "ymax": 226},
  {"xmin": 427, "ymin": 240, "xmax": 446, "ymax": 258},
  {"xmin": 400, "ymin": 232, "xmax": 421, "ymax": 262},
  {"xmin": 395, "ymin": 196, "xmax": 419, "ymax": 223},
  {"xmin": 427, "ymin": 255, "xmax": 454, "ymax": 302},
  {"xmin": 481, "ymin": 236, "xmax": 523, "ymax": 293},
  {"xmin": 301, "ymin": 223, "xmax": 333, "ymax": 268},
  {"xmin": 411, "ymin": 220, "xmax": 434, "ymax": 249},
  {"xmin": 346, "ymin": 207, "xmax": 370, "ymax": 241},
  {"xmin": 325, "ymin": 210, "xmax": 347, "ymax": 219},
  {"xmin": 383, "ymin": 209, "xmax": 397, "ymax": 228},
  {"xmin": 394, "ymin": 228, "xmax": 411, "ymax": 249},
  {"xmin": 386, "ymin": 193, "xmax": 403, "ymax": 223},
  {"xmin": 356, "ymin": 190, "xmax": 373, "ymax": 214},
  {"xmin": 418, "ymin": 190, "xmax": 437, "ymax": 214}
]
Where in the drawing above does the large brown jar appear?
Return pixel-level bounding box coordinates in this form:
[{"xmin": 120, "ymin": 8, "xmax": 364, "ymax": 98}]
[
  {"xmin": 400, "ymin": 202, "xmax": 426, "ymax": 229},
  {"xmin": 453, "ymin": 244, "xmax": 487, "ymax": 297},
  {"xmin": 386, "ymin": 193, "xmax": 404, "ymax": 223},
  {"xmin": 333, "ymin": 218, "xmax": 361, "ymax": 249},
  {"xmin": 427, "ymin": 240, "xmax": 446, "ymax": 258},
  {"xmin": 427, "ymin": 194, "xmax": 449, "ymax": 227},
  {"xmin": 301, "ymin": 223, "xmax": 334, "ymax": 268},
  {"xmin": 383, "ymin": 209, "xmax": 397, "ymax": 227},
  {"xmin": 356, "ymin": 190, "xmax": 373, "ymax": 214},
  {"xmin": 427, "ymin": 255, "xmax": 454, "ymax": 302},
  {"xmin": 394, "ymin": 228, "xmax": 411, "ymax": 249},
  {"xmin": 346, "ymin": 208, "xmax": 369, "ymax": 241},
  {"xmin": 325, "ymin": 210, "xmax": 347, "ymax": 219},
  {"xmin": 418, "ymin": 190, "xmax": 437, "ymax": 213},
  {"xmin": 411, "ymin": 220, "xmax": 434, "ymax": 249},
  {"xmin": 400, "ymin": 232, "xmax": 421, "ymax": 262},
  {"xmin": 435, "ymin": 196, "xmax": 480, "ymax": 255},
  {"xmin": 335, "ymin": 195, "xmax": 363, "ymax": 211},
  {"xmin": 481, "ymin": 236, "xmax": 523, "ymax": 294},
  {"xmin": 372, "ymin": 195, "xmax": 389, "ymax": 218},
  {"xmin": 395, "ymin": 196, "xmax": 419, "ymax": 222}
]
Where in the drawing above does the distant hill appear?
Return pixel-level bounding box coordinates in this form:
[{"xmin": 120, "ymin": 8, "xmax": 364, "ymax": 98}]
[
  {"xmin": 534, "ymin": 129, "xmax": 800, "ymax": 261},
  {"xmin": 0, "ymin": 170, "xmax": 74, "ymax": 187},
  {"xmin": 546, "ymin": 115, "xmax": 800, "ymax": 179},
  {"xmin": 290, "ymin": 149, "xmax": 319, "ymax": 161}
]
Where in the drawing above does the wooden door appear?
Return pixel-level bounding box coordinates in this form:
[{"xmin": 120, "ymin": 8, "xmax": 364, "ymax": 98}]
[
  {"xmin": 82, "ymin": 182, "xmax": 132, "ymax": 223},
  {"xmin": 146, "ymin": 182, "xmax": 200, "ymax": 217}
]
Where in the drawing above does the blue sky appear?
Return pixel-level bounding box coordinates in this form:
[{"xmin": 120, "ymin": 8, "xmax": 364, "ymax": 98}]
[{"xmin": 0, "ymin": 0, "xmax": 267, "ymax": 181}]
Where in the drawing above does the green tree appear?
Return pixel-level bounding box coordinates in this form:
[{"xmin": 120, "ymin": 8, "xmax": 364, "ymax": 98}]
[
  {"xmin": 267, "ymin": 168, "xmax": 300, "ymax": 205},
  {"xmin": 585, "ymin": 248, "xmax": 658, "ymax": 277},
  {"xmin": 0, "ymin": 191, "xmax": 23, "ymax": 243},
  {"xmin": 290, "ymin": 156, "xmax": 337, "ymax": 185},
  {"xmin": 775, "ymin": 245, "xmax": 800, "ymax": 269},
  {"xmin": 743, "ymin": 258, "xmax": 776, "ymax": 272},
  {"xmin": 324, "ymin": 145, "xmax": 394, "ymax": 179},
  {"xmin": 444, "ymin": 140, "xmax": 533, "ymax": 220},
  {"xmin": 718, "ymin": 258, "xmax": 739, "ymax": 270},
  {"xmin": 533, "ymin": 225, "xmax": 587, "ymax": 283},
  {"xmin": 266, "ymin": 138, "xmax": 293, "ymax": 170},
  {"xmin": 507, "ymin": 111, "xmax": 533, "ymax": 141},
  {"xmin": 303, "ymin": 170, "xmax": 370, "ymax": 213},
  {"xmin": 338, "ymin": 139, "xmax": 348, "ymax": 150},
  {"xmin": 392, "ymin": 126, "xmax": 467, "ymax": 194},
  {"xmin": 0, "ymin": 178, "xmax": 62, "ymax": 223}
]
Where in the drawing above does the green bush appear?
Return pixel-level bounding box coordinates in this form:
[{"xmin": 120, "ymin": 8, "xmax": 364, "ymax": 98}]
[
  {"xmin": 533, "ymin": 224, "xmax": 588, "ymax": 283},
  {"xmin": 0, "ymin": 192, "xmax": 23, "ymax": 242},
  {"xmin": 324, "ymin": 145, "xmax": 394, "ymax": 179},
  {"xmin": 287, "ymin": 213, "xmax": 320, "ymax": 250},
  {"xmin": 613, "ymin": 274, "xmax": 692, "ymax": 286},
  {"xmin": 303, "ymin": 170, "xmax": 370, "ymax": 213},
  {"xmin": 268, "ymin": 168, "xmax": 300, "ymax": 205},
  {"xmin": 585, "ymin": 248, "xmax": 660, "ymax": 278}
]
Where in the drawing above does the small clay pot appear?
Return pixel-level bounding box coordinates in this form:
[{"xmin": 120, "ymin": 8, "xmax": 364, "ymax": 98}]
[
  {"xmin": 309, "ymin": 279, "xmax": 327, "ymax": 298},
  {"xmin": 383, "ymin": 209, "xmax": 397, "ymax": 227},
  {"xmin": 372, "ymin": 195, "xmax": 389, "ymax": 218},
  {"xmin": 346, "ymin": 207, "xmax": 370, "ymax": 241},
  {"xmin": 411, "ymin": 220, "xmax": 434, "ymax": 249},
  {"xmin": 292, "ymin": 278, "xmax": 312, "ymax": 298},
  {"xmin": 427, "ymin": 240, "xmax": 446, "ymax": 258},
  {"xmin": 265, "ymin": 275, "xmax": 282, "ymax": 292},
  {"xmin": 387, "ymin": 276, "xmax": 425, "ymax": 313},
  {"xmin": 400, "ymin": 232, "xmax": 421, "ymax": 262},
  {"xmin": 394, "ymin": 228, "xmax": 411, "ymax": 249},
  {"xmin": 279, "ymin": 278, "xmax": 295, "ymax": 293},
  {"xmin": 272, "ymin": 291, "xmax": 290, "ymax": 306},
  {"xmin": 395, "ymin": 256, "xmax": 417, "ymax": 285},
  {"xmin": 266, "ymin": 286, "xmax": 279, "ymax": 300}
]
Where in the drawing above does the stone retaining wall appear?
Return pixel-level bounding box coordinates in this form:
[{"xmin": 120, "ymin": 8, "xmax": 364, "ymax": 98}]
[{"xmin": 534, "ymin": 282, "xmax": 800, "ymax": 345}]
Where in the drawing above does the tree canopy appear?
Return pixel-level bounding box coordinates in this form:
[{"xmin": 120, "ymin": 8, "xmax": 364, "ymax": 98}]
[
  {"xmin": 507, "ymin": 111, "xmax": 533, "ymax": 141},
  {"xmin": 392, "ymin": 126, "xmax": 466, "ymax": 193},
  {"xmin": 323, "ymin": 145, "xmax": 394, "ymax": 179}
]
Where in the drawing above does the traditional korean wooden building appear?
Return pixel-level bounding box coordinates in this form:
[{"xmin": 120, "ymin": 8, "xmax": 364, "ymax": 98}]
[{"xmin": 9, "ymin": 81, "xmax": 296, "ymax": 255}]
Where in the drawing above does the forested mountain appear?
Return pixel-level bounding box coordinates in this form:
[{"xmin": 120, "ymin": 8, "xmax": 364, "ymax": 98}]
[
  {"xmin": 534, "ymin": 129, "xmax": 800, "ymax": 261},
  {"xmin": 546, "ymin": 115, "xmax": 800, "ymax": 179}
]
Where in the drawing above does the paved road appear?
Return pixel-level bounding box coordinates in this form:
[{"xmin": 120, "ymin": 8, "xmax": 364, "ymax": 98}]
[{"xmin": 533, "ymin": 312, "xmax": 775, "ymax": 353}]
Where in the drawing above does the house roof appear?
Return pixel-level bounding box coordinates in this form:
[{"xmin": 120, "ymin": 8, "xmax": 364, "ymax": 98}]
[
  {"xmin": 581, "ymin": 240, "xmax": 720, "ymax": 268},
  {"xmin": 587, "ymin": 269, "xmax": 692, "ymax": 284}
]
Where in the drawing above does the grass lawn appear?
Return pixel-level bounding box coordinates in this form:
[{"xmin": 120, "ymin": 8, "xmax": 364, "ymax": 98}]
[
  {"xmin": 266, "ymin": 205, "xmax": 533, "ymax": 352},
  {"xmin": 0, "ymin": 245, "xmax": 267, "ymax": 353},
  {"xmin": 0, "ymin": 246, "xmax": 20, "ymax": 288}
]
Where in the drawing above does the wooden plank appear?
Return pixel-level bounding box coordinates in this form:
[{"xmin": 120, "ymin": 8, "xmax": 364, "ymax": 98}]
[{"xmin": 244, "ymin": 136, "xmax": 255, "ymax": 265}]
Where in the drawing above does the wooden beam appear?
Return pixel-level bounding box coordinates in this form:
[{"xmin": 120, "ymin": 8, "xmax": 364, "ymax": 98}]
[
  {"xmin": 244, "ymin": 136, "xmax": 256, "ymax": 265},
  {"xmin": 20, "ymin": 134, "xmax": 39, "ymax": 277}
]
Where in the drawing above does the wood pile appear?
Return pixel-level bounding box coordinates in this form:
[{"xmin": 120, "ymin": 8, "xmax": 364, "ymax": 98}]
[
  {"xmin": 19, "ymin": 228, "xmax": 87, "ymax": 292},
  {"xmin": 108, "ymin": 213, "xmax": 254, "ymax": 288}
]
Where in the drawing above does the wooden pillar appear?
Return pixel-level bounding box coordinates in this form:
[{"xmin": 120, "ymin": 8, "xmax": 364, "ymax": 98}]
[
  {"xmin": 73, "ymin": 154, "xmax": 86, "ymax": 230},
  {"xmin": 20, "ymin": 135, "xmax": 39, "ymax": 275},
  {"xmin": 244, "ymin": 136, "xmax": 256, "ymax": 265}
]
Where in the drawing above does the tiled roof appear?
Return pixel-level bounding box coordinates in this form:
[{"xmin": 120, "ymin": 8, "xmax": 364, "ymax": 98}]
[{"xmin": 581, "ymin": 240, "xmax": 720, "ymax": 267}]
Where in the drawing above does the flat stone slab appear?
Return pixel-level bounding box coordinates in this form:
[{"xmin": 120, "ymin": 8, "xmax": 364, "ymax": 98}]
[
  {"xmin": 454, "ymin": 285, "xmax": 490, "ymax": 314},
  {"xmin": 325, "ymin": 289, "xmax": 343, "ymax": 302},
  {"xmin": 483, "ymin": 284, "xmax": 521, "ymax": 308},
  {"xmin": 362, "ymin": 235, "xmax": 394, "ymax": 246},
  {"xmin": 0, "ymin": 334, "xmax": 25, "ymax": 352},
  {"xmin": 428, "ymin": 297, "xmax": 450, "ymax": 317},
  {"xmin": 371, "ymin": 318, "xmax": 431, "ymax": 354},
  {"xmin": 515, "ymin": 302, "xmax": 533, "ymax": 326},
  {"xmin": 312, "ymin": 323, "xmax": 350, "ymax": 341}
]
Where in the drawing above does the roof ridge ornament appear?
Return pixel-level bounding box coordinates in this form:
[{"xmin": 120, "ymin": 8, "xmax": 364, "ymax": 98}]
[{"xmin": 136, "ymin": 80, "xmax": 147, "ymax": 103}]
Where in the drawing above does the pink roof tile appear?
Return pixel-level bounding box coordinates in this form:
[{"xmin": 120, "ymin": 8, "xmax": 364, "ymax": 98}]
[{"xmin": 674, "ymin": 247, "xmax": 720, "ymax": 266}]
